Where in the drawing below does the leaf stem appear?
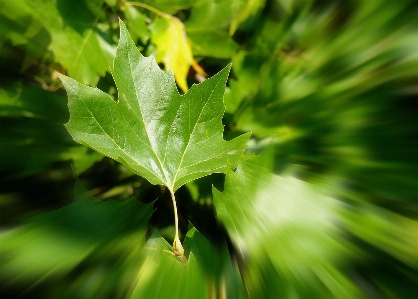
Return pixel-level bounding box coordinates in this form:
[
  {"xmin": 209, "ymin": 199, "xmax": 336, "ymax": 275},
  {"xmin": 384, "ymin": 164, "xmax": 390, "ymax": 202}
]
[
  {"xmin": 169, "ymin": 188, "xmax": 179, "ymax": 240},
  {"xmin": 169, "ymin": 188, "xmax": 185, "ymax": 260},
  {"xmin": 125, "ymin": 2, "xmax": 171, "ymax": 19}
]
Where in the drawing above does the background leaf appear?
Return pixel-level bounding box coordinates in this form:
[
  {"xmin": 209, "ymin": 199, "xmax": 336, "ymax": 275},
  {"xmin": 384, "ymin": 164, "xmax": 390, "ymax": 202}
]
[
  {"xmin": 0, "ymin": 179, "xmax": 153, "ymax": 294},
  {"xmin": 131, "ymin": 228, "xmax": 207, "ymax": 298},
  {"xmin": 131, "ymin": 223, "xmax": 246, "ymax": 299},
  {"xmin": 0, "ymin": 0, "xmax": 116, "ymax": 86},
  {"xmin": 124, "ymin": 5, "xmax": 150, "ymax": 45},
  {"xmin": 184, "ymin": 0, "xmax": 243, "ymax": 58},
  {"xmin": 214, "ymin": 144, "xmax": 418, "ymax": 297},
  {"xmin": 150, "ymin": 15, "xmax": 205, "ymax": 92}
]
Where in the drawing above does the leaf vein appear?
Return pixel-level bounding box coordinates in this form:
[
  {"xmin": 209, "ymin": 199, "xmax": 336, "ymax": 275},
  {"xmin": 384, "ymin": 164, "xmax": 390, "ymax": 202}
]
[
  {"xmin": 76, "ymin": 96, "xmax": 155, "ymax": 176},
  {"xmin": 171, "ymin": 75, "xmax": 223, "ymax": 189},
  {"xmin": 126, "ymin": 52, "xmax": 169, "ymax": 184}
]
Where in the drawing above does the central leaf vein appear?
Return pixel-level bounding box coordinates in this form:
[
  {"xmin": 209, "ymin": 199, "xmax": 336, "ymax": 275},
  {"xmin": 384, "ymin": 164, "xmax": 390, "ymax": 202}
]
[{"xmin": 127, "ymin": 50, "xmax": 168, "ymax": 184}]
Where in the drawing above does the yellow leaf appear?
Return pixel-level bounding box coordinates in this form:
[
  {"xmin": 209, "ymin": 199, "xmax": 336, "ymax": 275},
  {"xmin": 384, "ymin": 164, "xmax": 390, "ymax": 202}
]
[{"xmin": 150, "ymin": 16, "xmax": 206, "ymax": 92}]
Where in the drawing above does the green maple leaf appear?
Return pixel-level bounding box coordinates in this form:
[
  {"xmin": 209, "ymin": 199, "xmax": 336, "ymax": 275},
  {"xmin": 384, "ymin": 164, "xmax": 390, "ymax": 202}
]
[
  {"xmin": 59, "ymin": 19, "xmax": 250, "ymax": 258},
  {"xmin": 60, "ymin": 19, "xmax": 249, "ymax": 192}
]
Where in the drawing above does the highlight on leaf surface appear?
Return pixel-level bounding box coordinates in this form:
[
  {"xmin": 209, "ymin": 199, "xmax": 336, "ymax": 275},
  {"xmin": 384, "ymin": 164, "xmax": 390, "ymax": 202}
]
[{"xmin": 212, "ymin": 144, "xmax": 363, "ymax": 297}]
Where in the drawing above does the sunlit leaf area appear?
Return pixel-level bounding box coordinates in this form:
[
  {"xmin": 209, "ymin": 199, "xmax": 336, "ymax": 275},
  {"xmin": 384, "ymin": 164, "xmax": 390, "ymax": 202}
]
[{"xmin": 1, "ymin": 0, "xmax": 417, "ymax": 298}]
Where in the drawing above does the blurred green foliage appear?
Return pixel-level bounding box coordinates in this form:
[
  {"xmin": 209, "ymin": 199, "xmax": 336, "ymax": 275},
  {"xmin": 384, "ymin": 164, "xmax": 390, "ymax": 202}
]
[{"xmin": 0, "ymin": 0, "xmax": 417, "ymax": 298}]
